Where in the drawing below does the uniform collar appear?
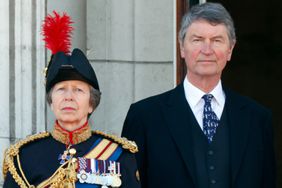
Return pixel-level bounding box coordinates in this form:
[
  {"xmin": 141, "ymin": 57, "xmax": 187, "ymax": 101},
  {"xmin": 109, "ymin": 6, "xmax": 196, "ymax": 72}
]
[{"xmin": 51, "ymin": 120, "xmax": 92, "ymax": 145}]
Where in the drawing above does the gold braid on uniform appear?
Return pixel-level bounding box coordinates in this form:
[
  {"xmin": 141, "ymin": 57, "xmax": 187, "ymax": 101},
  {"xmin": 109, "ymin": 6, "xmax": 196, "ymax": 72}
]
[
  {"xmin": 3, "ymin": 132, "xmax": 50, "ymax": 188},
  {"xmin": 51, "ymin": 121, "xmax": 92, "ymax": 145},
  {"xmin": 37, "ymin": 148, "xmax": 78, "ymax": 188},
  {"xmin": 2, "ymin": 148, "xmax": 9, "ymax": 182},
  {"xmin": 93, "ymin": 130, "xmax": 138, "ymax": 153},
  {"xmin": 3, "ymin": 132, "xmax": 78, "ymax": 188}
]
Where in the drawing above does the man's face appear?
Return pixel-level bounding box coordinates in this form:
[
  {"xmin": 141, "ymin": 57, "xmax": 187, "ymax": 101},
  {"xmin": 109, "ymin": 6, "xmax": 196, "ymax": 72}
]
[
  {"xmin": 180, "ymin": 20, "xmax": 235, "ymax": 81},
  {"xmin": 51, "ymin": 80, "xmax": 93, "ymax": 130}
]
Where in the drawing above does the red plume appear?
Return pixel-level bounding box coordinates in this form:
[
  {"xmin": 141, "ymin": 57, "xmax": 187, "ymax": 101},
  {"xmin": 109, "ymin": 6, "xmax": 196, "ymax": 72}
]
[{"xmin": 42, "ymin": 11, "xmax": 74, "ymax": 55}]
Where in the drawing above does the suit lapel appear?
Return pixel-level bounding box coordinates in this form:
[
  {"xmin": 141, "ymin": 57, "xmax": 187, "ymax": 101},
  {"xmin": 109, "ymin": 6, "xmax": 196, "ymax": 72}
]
[
  {"xmin": 225, "ymin": 89, "xmax": 251, "ymax": 184},
  {"xmin": 161, "ymin": 84, "xmax": 197, "ymax": 184},
  {"xmin": 161, "ymin": 85, "xmax": 252, "ymax": 185}
]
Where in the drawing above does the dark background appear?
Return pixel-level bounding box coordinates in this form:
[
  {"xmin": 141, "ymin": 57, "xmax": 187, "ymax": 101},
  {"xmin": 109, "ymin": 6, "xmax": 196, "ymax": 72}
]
[{"xmin": 209, "ymin": 0, "xmax": 282, "ymax": 186}]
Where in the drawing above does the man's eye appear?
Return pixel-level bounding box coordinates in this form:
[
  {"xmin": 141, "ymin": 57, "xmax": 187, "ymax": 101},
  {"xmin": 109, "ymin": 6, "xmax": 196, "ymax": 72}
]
[{"xmin": 213, "ymin": 38, "xmax": 223, "ymax": 43}]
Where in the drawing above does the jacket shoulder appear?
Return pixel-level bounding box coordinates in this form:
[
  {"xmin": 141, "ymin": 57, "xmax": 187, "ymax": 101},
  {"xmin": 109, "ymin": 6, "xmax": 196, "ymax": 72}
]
[
  {"xmin": 225, "ymin": 88, "xmax": 271, "ymax": 114},
  {"xmin": 132, "ymin": 87, "xmax": 177, "ymax": 109},
  {"xmin": 3, "ymin": 132, "xmax": 51, "ymax": 185},
  {"xmin": 92, "ymin": 130, "xmax": 138, "ymax": 153}
]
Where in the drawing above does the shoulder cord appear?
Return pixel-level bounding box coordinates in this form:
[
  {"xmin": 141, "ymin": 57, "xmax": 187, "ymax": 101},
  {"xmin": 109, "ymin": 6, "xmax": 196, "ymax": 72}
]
[
  {"xmin": 2, "ymin": 148, "xmax": 9, "ymax": 180},
  {"xmin": 4, "ymin": 132, "xmax": 50, "ymax": 188},
  {"xmin": 36, "ymin": 158, "xmax": 77, "ymax": 188},
  {"xmin": 93, "ymin": 130, "xmax": 138, "ymax": 153}
]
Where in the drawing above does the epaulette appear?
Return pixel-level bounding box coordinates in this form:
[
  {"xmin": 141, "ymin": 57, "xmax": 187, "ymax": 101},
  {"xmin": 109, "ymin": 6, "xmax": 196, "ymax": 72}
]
[
  {"xmin": 2, "ymin": 132, "xmax": 50, "ymax": 187},
  {"xmin": 92, "ymin": 130, "xmax": 138, "ymax": 153}
]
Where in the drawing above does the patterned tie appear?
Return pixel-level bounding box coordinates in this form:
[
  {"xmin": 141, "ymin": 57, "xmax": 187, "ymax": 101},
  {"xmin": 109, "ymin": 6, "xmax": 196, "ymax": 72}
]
[{"xmin": 202, "ymin": 94, "xmax": 219, "ymax": 143}]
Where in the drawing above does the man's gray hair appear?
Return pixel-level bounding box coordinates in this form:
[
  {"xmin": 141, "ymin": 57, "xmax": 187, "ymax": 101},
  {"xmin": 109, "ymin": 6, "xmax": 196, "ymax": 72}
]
[{"xmin": 178, "ymin": 2, "xmax": 236, "ymax": 46}]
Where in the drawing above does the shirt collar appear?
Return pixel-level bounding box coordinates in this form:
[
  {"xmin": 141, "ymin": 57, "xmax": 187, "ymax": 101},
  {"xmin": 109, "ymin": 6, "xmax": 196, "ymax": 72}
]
[
  {"xmin": 210, "ymin": 80, "xmax": 225, "ymax": 107},
  {"xmin": 183, "ymin": 77, "xmax": 225, "ymax": 108}
]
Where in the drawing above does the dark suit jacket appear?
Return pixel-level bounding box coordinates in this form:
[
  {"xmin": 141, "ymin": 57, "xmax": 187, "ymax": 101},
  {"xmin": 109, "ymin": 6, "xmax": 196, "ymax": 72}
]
[{"xmin": 122, "ymin": 83, "xmax": 276, "ymax": 188}]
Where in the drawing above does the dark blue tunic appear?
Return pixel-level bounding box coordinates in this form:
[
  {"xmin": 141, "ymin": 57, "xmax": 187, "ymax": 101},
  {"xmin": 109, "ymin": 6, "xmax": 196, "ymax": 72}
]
[{"xmin": 3, "ymin": 133, "xmax": 140, "ymax": 188}]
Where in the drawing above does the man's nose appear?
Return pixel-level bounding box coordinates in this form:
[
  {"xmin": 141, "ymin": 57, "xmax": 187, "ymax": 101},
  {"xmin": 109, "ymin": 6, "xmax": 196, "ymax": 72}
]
[{"xmin": 201, "ymin": 41, "xmax": 213, "ymax": 54}]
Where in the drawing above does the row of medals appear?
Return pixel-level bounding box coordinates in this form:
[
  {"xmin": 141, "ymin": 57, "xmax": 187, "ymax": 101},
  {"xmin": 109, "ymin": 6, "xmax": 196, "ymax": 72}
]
[
  {"xmin": 77, "ymin": 170, "xmax": 122, "ymax": 188},
  {"xmin": 62, "ymin": 148, "xmax": 122, "ymax": 188}
]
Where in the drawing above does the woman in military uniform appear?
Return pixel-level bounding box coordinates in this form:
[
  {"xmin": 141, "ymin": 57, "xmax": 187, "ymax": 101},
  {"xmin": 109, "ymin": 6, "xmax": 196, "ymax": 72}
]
[{"xmin": 2, "ymin": 11, "xmax": 140, "ymax": 188}]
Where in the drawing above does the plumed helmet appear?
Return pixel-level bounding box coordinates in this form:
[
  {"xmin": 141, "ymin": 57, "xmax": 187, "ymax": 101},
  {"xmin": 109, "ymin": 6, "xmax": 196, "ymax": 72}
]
[{"xmin": 42, "ymin": 11, "xmax": 99, "ymax": 92}]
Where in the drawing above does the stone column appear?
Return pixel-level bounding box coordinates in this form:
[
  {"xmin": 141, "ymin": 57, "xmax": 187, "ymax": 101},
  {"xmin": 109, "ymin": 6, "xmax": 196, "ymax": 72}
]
[
  {"xmin": 86, "ymin": 0, "xmax": 174, "ymax": 134},
  {"xmin": 0, "ymin": 0, "xmax": 46, "ymax": 186},
  {"xmin": 0, "ymin": 0, "xmax": 11, "ymax": 185}
]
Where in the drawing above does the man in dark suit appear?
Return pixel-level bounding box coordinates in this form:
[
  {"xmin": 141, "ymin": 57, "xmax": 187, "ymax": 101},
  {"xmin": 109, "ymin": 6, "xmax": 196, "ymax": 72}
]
[{"xmin": 122, "ymin": 2, "xmax": 276, "ymax": 188}]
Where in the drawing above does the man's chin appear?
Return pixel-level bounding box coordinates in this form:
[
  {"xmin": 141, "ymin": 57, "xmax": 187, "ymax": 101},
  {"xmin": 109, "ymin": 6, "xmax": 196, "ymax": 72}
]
[{"xmin": 196, "ymin": 70, "xmax": 219, "ymax": 77}]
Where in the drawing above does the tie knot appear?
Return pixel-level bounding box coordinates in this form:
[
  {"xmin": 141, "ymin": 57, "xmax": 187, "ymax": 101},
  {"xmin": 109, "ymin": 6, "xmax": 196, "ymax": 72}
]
[{"xmin": 202, "ymin": 94, "xmax": 213, "ymax": 104}]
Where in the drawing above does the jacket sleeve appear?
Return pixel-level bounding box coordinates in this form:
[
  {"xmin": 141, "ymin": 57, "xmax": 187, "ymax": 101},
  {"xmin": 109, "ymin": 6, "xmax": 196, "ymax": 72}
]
[
  {"xmin": 262, "ymin": 110, "xmax": 276, "ymax": 188},
  {"xmin": 119, "ymin": 151, "xmax": 141, "ymax": 188},
  {"xmin": 122, "ymin": 104, "xmax": 147, "ymax": 188}
]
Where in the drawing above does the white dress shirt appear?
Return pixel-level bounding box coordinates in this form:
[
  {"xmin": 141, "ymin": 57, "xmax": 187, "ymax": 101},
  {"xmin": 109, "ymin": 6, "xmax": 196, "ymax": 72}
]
[{"xmin": 183, "ymin": 77, "xmax": 226, "ymax": 130}]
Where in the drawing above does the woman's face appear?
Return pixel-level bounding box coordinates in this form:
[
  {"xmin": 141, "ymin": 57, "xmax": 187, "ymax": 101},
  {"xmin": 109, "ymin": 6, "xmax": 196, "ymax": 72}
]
[{"xmin": 50, "ymin": 80, "xmax": 93, "ymax": 130}]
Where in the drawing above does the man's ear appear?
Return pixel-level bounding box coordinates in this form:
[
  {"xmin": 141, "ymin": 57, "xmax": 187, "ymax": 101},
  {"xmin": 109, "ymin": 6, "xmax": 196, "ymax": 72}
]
[
  {"xmin": 179, "ymin": 41, "xmax": 185, "ymax": 58},
  {"xmin": 227, "ymin": 40, "xmax": 236, "ymax": 61}
]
